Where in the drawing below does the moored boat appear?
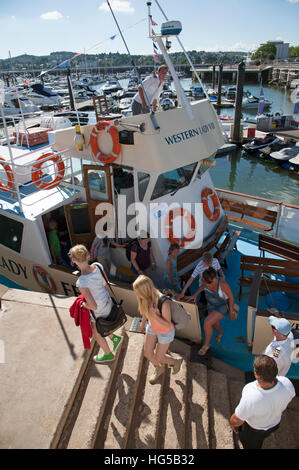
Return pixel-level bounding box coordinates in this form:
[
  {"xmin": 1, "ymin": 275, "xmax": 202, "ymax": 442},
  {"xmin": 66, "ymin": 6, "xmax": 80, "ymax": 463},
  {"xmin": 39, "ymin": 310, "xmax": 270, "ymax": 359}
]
[{"xmin": 0, "ymin": 4, "xmax": 298, "ymax": 379}]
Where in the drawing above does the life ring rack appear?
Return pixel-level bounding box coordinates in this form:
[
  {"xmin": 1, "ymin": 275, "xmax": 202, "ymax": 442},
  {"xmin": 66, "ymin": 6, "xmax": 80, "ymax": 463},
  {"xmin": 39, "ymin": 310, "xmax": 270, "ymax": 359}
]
[
  {"xmin": 90, "ymin": 121, "xmax": 121, "ymax": 164},
  {"xmin": 0, "ymin": 157, "xmax": 15, "ymax": 192},
  {"xmin": 164, "ymin": 207, "xmax": 196, "ymax": 248},
  {"xmin": 31, "ymin": 153, "xmax": 65, "ymax": 190},
  {"xmin": 201, "ymin": 187, "xmax": 221, "ymax": 222}
]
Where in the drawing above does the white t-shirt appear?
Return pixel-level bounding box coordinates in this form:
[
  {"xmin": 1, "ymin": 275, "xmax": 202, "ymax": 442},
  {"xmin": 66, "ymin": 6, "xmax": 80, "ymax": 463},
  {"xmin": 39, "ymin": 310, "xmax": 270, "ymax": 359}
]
[
  {"xmin": 76, "ymin": 264, "xmax": 110, "ymax": 316},
  {"xmin": 235, "ymin": 377, "xmax": 295, "ymax": 431},
  {"xmin": 263, "ymin": 332, "xmax": 294, "ymax": 376},
  {"xmin": 191, "ymin": 258, "xmax": 221, "ymax": 286},
  {"xmin": 133, "ymin": 75, "xmax": 164, "ymax": 105}
]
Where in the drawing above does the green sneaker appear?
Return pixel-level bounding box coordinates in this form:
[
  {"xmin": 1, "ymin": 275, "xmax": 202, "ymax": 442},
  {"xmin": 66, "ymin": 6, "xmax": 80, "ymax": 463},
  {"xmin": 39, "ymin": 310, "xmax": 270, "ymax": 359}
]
[
  {"xmin": 111, "ymin": 334, "xmax": 123, "ymax": 353},
  {"xmin": 93, "ymin": 352, "xmax": 114, "ymax": 364}
]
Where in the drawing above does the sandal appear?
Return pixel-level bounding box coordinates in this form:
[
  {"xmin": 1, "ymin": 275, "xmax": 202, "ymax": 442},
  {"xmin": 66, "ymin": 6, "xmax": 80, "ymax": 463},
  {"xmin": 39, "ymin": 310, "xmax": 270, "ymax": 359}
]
[
  {"xmin": 198, "ymin": 345, "xmax": 210, "ymax": 356},
  {"xmin": 215, "ymin": 333, "xmax": 223, "ymax": 344}
]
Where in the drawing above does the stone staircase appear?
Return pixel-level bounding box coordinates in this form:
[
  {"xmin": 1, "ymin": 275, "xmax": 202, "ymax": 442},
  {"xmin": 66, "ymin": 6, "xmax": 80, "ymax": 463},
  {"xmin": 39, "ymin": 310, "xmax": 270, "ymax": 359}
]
[{"xmin": 55, "ymin": 328, "xmax": 299, "ymax": 450}]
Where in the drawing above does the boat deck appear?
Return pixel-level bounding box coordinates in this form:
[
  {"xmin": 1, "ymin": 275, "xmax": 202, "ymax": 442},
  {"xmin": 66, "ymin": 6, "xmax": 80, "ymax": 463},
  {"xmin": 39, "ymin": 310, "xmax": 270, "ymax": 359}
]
[{"xmin": 193, "ymin": 226, "xmax": 299, "ymax": 377}]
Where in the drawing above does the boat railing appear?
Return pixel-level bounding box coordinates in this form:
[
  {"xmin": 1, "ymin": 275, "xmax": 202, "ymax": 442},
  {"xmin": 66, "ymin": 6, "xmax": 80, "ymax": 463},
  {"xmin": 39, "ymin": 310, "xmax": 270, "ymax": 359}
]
[
  {"xmin": 0, "ymin": 146, "xmax": 78, "ymax": 214},
  {"xmin": 216, "ymin": 188, "xmax": 299, "ymax": 247}
]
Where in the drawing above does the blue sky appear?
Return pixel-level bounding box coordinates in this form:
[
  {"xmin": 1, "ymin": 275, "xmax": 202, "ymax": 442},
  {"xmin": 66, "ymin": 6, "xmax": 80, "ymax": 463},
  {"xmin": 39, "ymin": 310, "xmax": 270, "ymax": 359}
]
[{"xmin": 0, "ymin": 0, "xmax": 298, "ymax": 60}]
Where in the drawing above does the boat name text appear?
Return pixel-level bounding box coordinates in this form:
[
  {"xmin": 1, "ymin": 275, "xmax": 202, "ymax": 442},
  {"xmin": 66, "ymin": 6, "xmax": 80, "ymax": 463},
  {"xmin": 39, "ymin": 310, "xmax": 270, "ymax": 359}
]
[
  {"xmin": 0, "ymin": 256, "xmax": 28, "ymax": 279},
  {"xmin": 165, "ymin": 122, "xmax": 215, "ymax": 145}
]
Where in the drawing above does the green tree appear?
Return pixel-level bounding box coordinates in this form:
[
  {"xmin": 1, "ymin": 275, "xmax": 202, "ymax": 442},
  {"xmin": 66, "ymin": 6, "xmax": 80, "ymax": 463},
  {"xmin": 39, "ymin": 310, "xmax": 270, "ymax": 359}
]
[
  {"xmin": 251, "ymin": 43, "xmax": 277, "ymax": 62},
  {"xmin": 290, "ymin": 46, "xmax": 299, "ymax": 58}
]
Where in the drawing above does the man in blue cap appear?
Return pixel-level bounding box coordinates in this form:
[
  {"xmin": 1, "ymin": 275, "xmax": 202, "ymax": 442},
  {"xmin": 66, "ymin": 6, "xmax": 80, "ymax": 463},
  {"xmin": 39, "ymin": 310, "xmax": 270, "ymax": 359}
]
[{"xmin": 263, "ymin": 309, "xmax": 295, "ymax": 376}]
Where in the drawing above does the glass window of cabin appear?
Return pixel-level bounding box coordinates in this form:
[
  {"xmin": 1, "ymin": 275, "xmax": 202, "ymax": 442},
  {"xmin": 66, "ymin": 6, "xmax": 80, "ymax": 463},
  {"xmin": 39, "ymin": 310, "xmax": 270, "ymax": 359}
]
[
  {"xmin": 87, "ymin": 168, "xmax": 109, "ymax": 201},
  {"xmin": 0, "ymin": 214, "xmax": 23, "ymax": 253},
  {"xmin": 64, "ymin": 158, "xmax": 90, "ymax": 186},
  {"xmin": 196, "ymin": 156, "xmax": 216, "ymax": 178},
  {"xmin": 151, "ymin": 163, "xmax": 197, "ymax": 200},
  {"xmin": 137, "ymin": 171, "xmax": 150, "ymax": 201}
]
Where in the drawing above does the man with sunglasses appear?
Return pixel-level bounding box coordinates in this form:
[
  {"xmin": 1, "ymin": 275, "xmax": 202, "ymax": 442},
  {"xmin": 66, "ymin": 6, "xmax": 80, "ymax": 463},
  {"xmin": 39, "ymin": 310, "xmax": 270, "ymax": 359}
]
[{"xmin": 263, "ymin": 309, "xmax": 295, "ymax": 376}]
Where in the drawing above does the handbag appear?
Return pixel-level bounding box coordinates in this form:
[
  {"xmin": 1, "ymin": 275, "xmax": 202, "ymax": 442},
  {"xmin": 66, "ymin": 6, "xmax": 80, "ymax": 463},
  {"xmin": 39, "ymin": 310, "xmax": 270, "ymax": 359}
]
[{"xmin": 90, "ymin": 263, "xmax": 127, "ymax": 337}]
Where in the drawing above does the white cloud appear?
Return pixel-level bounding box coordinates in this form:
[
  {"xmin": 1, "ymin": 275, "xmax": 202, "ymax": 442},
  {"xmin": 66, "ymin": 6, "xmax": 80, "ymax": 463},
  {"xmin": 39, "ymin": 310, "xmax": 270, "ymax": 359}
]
[
  {"xmin": 287, "ymin": 0, "xmax": 299, "ymax": 3},
  {"xmin": 99, "ymin": 1, "xmax": 134, "ymax": 13},
  {"xmin": 202, "ymin": 42, "xmax": 258, "ymax": 53},
  {"xmin": 40, "ymin": 11, "xmax": 63, "ymax": 21}
]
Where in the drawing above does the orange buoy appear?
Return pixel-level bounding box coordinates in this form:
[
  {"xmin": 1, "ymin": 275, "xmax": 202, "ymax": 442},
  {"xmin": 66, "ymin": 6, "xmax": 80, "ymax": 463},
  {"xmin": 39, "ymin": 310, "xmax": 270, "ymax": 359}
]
[
  {"xmin": 201, "ymin": 187, "xmax": 221, "ymax": 222},
  {"xmin": 165, "ymin": 207, "xmax": 196, "ymax": 247},
  {"xmin": 0, "ymin": 158, "xmax": 14, "ymax": 192},
  {"xmin": 31, "ymin": 153, "xmax": 65, "ymax": 190},
  {"xmin": 90, "ymin": 121, "xmax": 121, "ymax": 164}
]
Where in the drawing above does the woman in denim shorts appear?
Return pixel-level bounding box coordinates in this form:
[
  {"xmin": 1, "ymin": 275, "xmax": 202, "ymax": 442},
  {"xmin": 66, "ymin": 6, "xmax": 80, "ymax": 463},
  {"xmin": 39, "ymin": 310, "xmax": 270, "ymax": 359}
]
[{"xmin": 133, "ymin": 275, "xmax": 183, "ymax": 384}]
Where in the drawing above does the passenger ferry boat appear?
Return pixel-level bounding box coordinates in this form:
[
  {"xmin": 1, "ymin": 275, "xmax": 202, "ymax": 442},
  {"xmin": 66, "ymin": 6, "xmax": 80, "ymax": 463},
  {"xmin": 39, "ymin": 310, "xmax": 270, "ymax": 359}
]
[{"xmin": 0, "ymin": 4, "xmax": 299, "ymax": 378}]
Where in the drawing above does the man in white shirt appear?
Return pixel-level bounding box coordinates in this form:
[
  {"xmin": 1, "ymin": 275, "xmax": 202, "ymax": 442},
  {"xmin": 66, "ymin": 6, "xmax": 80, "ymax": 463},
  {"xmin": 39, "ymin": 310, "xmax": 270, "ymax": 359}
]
[
  {"xmin": 132, "ymin": 65, "xmax": 168, "ymax": 115},
  {"xmin": 263, "ymin": 312, "xmax": 295, "ymax": 376},
  {"xmin": 230, "ymin": 355, "xmax": 295, "ymax": 449}
]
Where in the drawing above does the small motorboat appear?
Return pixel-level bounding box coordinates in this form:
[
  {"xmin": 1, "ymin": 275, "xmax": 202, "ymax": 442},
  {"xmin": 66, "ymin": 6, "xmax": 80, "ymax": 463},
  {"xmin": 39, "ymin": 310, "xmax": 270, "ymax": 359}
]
[
  {"xmin": 270, "ymin": 144, "xmax": 299, "ymax": 162},
  {"xmin": 243, "ymin": 133, "xmax": 282, "ymax": 152},
  {"xmin": 242, "ymin": 96, "xmax": 272, "ymax": 109}
]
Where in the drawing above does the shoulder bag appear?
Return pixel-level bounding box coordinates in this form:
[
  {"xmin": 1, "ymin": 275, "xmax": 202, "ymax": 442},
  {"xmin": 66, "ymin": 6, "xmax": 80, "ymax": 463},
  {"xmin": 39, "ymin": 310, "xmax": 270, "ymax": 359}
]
[{"xmin": 90, "ymin": 263, "xmax": 127, "ymax": 337}]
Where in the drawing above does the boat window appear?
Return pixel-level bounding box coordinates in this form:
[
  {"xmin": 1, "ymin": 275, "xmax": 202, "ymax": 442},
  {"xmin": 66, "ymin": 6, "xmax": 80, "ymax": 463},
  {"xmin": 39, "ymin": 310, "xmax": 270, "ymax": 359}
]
[
  {"xmin": 113, "ymin": 167, "xmax": 134, "ymax": 193},
  {"xmin": 151, "ymin": 163, "xmax": 197, "ymax": 200},
  {"xmin": 64, "ymin": 158, "xmax": 89, "ymax": 186},
  {"xmin": 137, "ymin": 171, "xmax": 150, "ymax": 201},
  {"xmin": 87, "ymin": 168, "xmax": 109, "ymax": 201},
  {"xmin": 196, "ymin": 156, "xmax": 216, "ymax": 178},
  {"xmin": 0, "ymin": 214, "xmax": 23, "ymax": 253}
]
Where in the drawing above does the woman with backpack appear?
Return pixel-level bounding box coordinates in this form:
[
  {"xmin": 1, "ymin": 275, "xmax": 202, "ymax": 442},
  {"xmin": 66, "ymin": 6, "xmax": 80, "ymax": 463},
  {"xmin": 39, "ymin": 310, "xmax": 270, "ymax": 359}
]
[{"xmin": 133, "ymin": 275, "xmax": 183, "ymax": 384}]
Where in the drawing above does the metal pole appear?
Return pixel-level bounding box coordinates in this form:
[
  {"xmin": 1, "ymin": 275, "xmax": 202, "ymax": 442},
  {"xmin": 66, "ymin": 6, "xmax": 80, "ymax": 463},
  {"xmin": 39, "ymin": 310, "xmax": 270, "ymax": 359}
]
[
  {"xmin": 217, "ymin": 64, "xmax": 223, "ymax": 106},
  {"xmin": 212, "ymin": 65, "xmax": 216, "ymax": 89},
  {"xmin": 67, "ymin": 68, "xmax": 75, "ymax": 111},
  {"xmin": 232, "ymin": 61, "xmax": 245, "ymax": 144}
]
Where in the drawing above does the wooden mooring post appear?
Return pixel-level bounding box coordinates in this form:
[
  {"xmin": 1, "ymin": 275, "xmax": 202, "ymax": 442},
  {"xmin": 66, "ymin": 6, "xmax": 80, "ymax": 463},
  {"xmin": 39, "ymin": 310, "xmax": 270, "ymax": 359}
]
[
  {"xmin": 217, "ymin": 64, "xmax": 223, "ymax": 106},
  {"xmin": 231, "ymin": 61, "xmax": 245, "ymax": 144}
]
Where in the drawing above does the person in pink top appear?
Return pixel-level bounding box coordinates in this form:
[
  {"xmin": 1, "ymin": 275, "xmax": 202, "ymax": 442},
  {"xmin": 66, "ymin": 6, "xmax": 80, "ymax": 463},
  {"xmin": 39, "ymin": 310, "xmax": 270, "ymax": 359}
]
[{"xmin": 133, "ymin": 275, "xmax": 183, "ymax": 384}]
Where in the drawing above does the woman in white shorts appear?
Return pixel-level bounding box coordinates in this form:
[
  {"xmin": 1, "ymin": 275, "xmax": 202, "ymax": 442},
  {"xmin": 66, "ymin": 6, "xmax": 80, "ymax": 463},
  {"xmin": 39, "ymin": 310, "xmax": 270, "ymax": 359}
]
[
  {"xmin": 133, "ymin": 275, "xmax": 183, "ymax": 384},
  {"xmin": 69, "ymin": 244, "xmax": 123, "ymax": 364}
]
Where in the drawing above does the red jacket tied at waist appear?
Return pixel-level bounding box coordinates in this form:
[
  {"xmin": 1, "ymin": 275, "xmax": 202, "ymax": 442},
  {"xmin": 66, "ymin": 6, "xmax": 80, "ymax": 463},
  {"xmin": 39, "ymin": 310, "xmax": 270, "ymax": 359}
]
[{"xmin": 69, "ymin": 294, "xmax": 92, "ymax": 349}]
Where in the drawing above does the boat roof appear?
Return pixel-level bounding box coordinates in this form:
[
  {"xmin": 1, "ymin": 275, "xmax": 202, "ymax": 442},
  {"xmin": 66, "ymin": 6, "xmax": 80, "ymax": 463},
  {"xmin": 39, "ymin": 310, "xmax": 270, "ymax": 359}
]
[
  {"xmin": 52, "ymin": 99, "xmax": 225, "ymax": 174},
  {"xmin": 0, "ymin": 184, "xmax": 79, "ymax": 220}
]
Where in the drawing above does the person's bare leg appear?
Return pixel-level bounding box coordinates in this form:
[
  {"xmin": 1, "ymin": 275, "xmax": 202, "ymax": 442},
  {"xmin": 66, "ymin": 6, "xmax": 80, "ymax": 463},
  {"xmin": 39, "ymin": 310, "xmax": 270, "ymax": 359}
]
[
  {"xmin": 198, "ymin": 311, "xmax": 224, "ymax": 355},
  {"xmin": 143, "ymin": 333, "xmax": 159, "ymax": 367}
]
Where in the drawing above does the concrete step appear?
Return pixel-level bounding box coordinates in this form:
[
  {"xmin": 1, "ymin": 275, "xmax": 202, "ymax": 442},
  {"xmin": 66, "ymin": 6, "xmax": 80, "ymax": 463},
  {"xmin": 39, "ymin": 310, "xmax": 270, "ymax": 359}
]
[
  {"xmin": 101, "ymin": 332, "xmax": 145, "ymax": 449},
  {"xmin": 264, "ymin": 395, "xmax": 299, "ymax": 449},
  {"xmin": 208, "ymin": 369, "xmax": 235, "ymax": 449},
  {"xmin": 60, "ymin": 327, "xmax": 125, "ymax": 449},
  {"xmin": 125, "ymin": 357, "xmax": 165, "ymax": 449},
  {"xmin": 159, "ymin": 348, "xmax": 188, "ymax": 449},
  {"xmin": 227, "ymin": 379, "xmax": 246, "ymax": 449},
  {"xmin": 186, "ymin": 362, "xmax": 209, "ymax": 449}
]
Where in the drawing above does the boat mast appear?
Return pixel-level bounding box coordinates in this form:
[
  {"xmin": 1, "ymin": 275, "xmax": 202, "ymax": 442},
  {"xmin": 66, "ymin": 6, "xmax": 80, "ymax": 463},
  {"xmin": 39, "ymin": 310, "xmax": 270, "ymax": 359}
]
[{"xmin": 147, "ymin": 1, "xmax": 194, "ymax": 120}]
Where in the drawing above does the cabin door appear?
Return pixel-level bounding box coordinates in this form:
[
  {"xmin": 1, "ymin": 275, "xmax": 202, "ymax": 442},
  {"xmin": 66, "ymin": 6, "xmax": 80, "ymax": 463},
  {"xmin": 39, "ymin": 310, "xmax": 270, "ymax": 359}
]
[
  {"xmin": 83, "ymin": 164, "xmax": 114, "ymax": 238},
  {"xmin": 64, "ymin": 165, "xmax": 113, "ymax": 250}
]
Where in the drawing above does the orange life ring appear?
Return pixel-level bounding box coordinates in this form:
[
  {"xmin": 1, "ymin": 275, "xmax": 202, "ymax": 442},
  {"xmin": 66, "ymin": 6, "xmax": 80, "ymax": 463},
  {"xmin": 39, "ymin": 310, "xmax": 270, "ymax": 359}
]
[
  {"xmin": 201, "ymin": 187, "xmax": 221, "ymax": 222},
  {"xmin": 164, "ymin": 207, "xmax": 196, "ymax": 248},
  {"xmin": 31, "ymin": 153, "xmax": 65, "ymax": 190},
  {"xmin": 90, "ymin": 121, "xmax": 121, "ymax": 164},
  {"xmin": 0, "ymin": 157, "xmax": 14, "ymax": 192},
  {"xmin": 32, "ymin": 265, "xmax": 57, "ymax": 295}
]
